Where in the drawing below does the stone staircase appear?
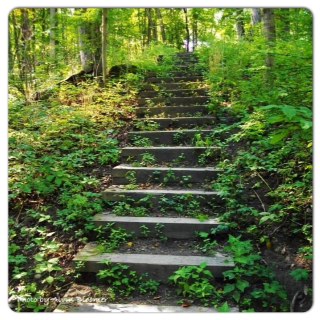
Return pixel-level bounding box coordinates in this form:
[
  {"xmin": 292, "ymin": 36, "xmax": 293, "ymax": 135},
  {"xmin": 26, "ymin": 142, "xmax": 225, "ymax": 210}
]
[{"xmin": 74, "ymin": 52, "xmax": 233, "ymax": 287}]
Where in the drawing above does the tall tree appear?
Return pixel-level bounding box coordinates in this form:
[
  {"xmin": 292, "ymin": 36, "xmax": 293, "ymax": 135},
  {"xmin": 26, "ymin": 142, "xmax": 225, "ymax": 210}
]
[
  {"xmin": 235, "ymin": 9, "xmax": 245, "ymax": 40},
  {"xmin": 78, "ymin": 9, "xmax": 102, "ymax": 76},
  {"xmin": 251, "ymin": 8, "xmax": 261, "ymax": 25},
  {"xmin": 49, "ymin": 8, "xmax": 56, "ymax": 60},
  {"xmin": 156, "ymin": 9, "xmax": 166, "ymax": 43},
  {"xmin": 262, "ymin": 8, "xmax": 276, "ymax": 86},
  {"xmin": 101, "ymin": 8, "xmax": 108, "ymax": 85},
  {"xmin": 183, "ymin": 8, "xmax": 190, "ymax": 51}
]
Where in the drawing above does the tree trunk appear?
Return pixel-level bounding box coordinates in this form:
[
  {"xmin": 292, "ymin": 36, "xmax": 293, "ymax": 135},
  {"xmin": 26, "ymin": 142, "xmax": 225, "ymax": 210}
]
[
  {"xmin": 101, "ymin": 8, "xmax": 108, "ymax": 85},
  {"xmin": 49, "ymin": 8, "xmax": 56, "ymax": 60},
  {"xmin": 262, "ymin": 8, "xmax": 276, "ymax": 86},
  {"xmin": 146, "ymin": 9, "xmax": 152, "ymax": 45},
  {"xmin": 251, "ymin": 8, "xmax": 261, "ymax": 25},
  {"xmin": 77, "ymin": 8, "xmax": 102, "ymax": 76},
  {"xmin": 235, "ymin": 9, "xmax": 245, "ymax": 40},
  {"xmin": 183, "ymin": 8, "xmax": 190, "ymax": 52},
  {"xmin": 156, "ymin": 9, "xmax": 166, "ymax": 42}
]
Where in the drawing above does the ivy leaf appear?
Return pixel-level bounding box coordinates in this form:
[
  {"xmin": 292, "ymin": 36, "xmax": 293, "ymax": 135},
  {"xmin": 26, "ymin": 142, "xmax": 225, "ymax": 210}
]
[
  {"xmin": 236, "ymin": 279, "xmax": 249, "ymax": 292},
  {"xmin": 290, "ymin": 268, "xmax": 309, "ymax": 281},
  {"xmin": 217, "ymin": 302, "xmax": 231, "ymax": 312},
  {"xmin": 45, "ymin": 276, "xmax": 54, "ymax": 284},
  {"xmin": 224, "ymin": 283, "xmax": 235, "ymax": 294}
]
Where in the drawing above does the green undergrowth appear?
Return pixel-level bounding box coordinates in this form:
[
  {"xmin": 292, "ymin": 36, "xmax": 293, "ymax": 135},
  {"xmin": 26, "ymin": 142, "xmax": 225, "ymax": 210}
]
[
  {"xmin": 8, "ymin": 78, "xmax": 137, "ymax": 311},
  {"xmin": 196, "ymin": 38, "xmax": 312, "ymax": 310}
]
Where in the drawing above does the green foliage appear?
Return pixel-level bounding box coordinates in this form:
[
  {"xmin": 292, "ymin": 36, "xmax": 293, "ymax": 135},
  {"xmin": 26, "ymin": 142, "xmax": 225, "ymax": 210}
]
[
  {"xmin": 221, "ymin": 235, "xmax": 288, "ymax": 311},
  {"xmin": 169, "ymin": 263, "xmax": 217, "ymax": 303},
  {"xmin": 290, "ymin": 268, "xmax": 309, "ymax": 282},
  {"xmin": 97, "ymin": 261, "xmax": 160, "ymax": 297}
]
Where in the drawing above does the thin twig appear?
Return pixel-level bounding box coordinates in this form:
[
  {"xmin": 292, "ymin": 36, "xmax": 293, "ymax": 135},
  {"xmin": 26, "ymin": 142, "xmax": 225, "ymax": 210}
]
[
  {"xmin": 252, "ymin": 189, "xmax": 266, "ymax": 212},
  {"xmin": 255, "ymin": 171, "xmax": 273, "ymax": 191}
]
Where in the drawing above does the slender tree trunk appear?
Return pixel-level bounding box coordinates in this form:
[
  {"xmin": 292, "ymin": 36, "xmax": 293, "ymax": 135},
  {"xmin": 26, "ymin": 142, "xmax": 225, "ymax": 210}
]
[
  {"xmin": 235, "ymin": 9, "xmax": 245, "ymax": 40},
  {"xmin": 183, "ymin": 8, "xmax": 190, "ymax": 52},
  {"xmin": 101, "ymin": 8, "xmax": 108, "ymax": 85},
  {"xmin": 146, "ymin": 9, "xmax": 152, "ymax": 45},
  {"xmin": 262, "ymin": 8, "xmax": 276, "ymax": 86},
  {"xmin": 49, "ymin": 8, "xmax": 56, "ymax": 61},
  {"xmin": 251, "ymin": 8, "xmax": 261, "ymax": 25},
  {"xmin": 156, "ymin": 9, "xmax": 166, "ymax": 42}
]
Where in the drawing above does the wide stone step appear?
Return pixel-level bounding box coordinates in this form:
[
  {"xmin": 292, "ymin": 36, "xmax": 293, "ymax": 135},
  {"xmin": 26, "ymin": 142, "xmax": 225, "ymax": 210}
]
[
  {"xmin": 135, "ymin": 105, "xmax": 209, "ymax": 118},
  {"xmin": 112, "ymin": 165, "xmax": 222, "ymax": 184},
  {"xmin": 102, "ymin": 188, "xmax": 221, "ymax": 205},
  {"xmin": 121, "ymin": 146, "xmax": 220, "ymax": 164},
  {"xmin": 55, "ymin": 301, "xmax": 238, "ymax": 313},
  {"xmin": 93, "ymin": 214, "xmax": 220, "ymax": 239},
  {"xmin": 139, "ymin": 88, "xmax": 208, "ymax": 98},
  {"xmin": 137, "ymin": 96, "xmax": 209, "ymax": 107},
  {"xmin": 142, "ymin": 81, "xmax": 205, "ymax": 91},
  {"xmin": 133, "ymin": 116, "xmax": 215, "ymax": 130},
  {"xmin": 73, "ymin": 243, "xmax": 234, "ymax": 281},
  {"xmin": 146, "ymin": 76, "xmax": 203, "ymax": 83},
  {"xmin": 146, "ymin": 70, "xmax": 202, "ymax": 78},
  {"xmin": 128, "ymin": 129, "xmax": 213, "ymax": 145}
]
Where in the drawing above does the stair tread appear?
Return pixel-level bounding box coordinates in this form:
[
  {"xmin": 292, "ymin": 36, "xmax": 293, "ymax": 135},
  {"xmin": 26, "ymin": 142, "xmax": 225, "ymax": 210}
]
[
  {"xmin": 103, "ymin": 188, "xmax": 220, "ymax": 195},
  {"xmin": 94, "ymin": 213, "xmax": 220, "ymax": 224},
  {"xmin": 74, "ymin": 243, "xmax": 233, "ymax": 267},
  {"xmin": 134, "ymin": 116, "xmax": 214, "ymax": 120},
  {"xmin": 122, "ymin": 146, "xmax": 219, "ymax": 150},
  {"xmin": 114, "ymin": 164, "xmax": 220, "ymax": 171}
]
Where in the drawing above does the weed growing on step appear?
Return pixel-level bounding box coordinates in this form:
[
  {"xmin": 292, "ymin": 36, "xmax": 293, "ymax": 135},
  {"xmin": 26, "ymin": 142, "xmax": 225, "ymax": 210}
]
[
  {"xmin": 124, "ymin": 171, "xmax": 138, "ymax": 190},
  {"xmin": 135, "ymin": 120, "xmax": 160, "ymax": 131},
  {"xmin": 155, "ymin": 223, "xmax": 168, "ymax": 242},
  {"xmin": 112, "ymin": 202, "xmax": 148, "ymax": 217},
  {"xmin": 169, "ymin": 263, "xmax": 217, "ymax": 305},
  {"xmin": 139, "ymin": 225, "xmax": 151, "ymax": 238},
  {"xmin": 131, "ymin": 136, "xmax": 153, "ymax": 147},
  {"xmin": 141, "ymin": 152, "xmax": 156, "ymax": 166},
  {"xmin": 173, "ymin": 132, "xmax": 187, "ymax": 145},
  {"xmin": 96, "ymin": 227, "xmax": 134, "ymax": 253},
  {"xmin": 97, "ymin": 261, "xmax": 160, "ymax": 297},
  {"xmin": 179, "ymin": 175, "xmax": 192, "ymax": 187},
  {"xmin": 163, "ymin": 169, "xmax": 177, "ymax": 185},
  {"xmin": 196, "ymin": 231, "xmax": 219, "ymax": 255}
]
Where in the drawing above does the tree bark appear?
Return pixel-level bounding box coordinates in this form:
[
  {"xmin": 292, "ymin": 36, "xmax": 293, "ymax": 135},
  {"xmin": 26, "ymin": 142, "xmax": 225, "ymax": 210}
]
[
  {"xmin": 251, "ymin": 8, "xmax": 261, "ymax": 25},
  {"xmin": 101, "ymin": 8, "xmax": 108, "ymax": 85},
  {"xmin": 183, "ymin": 8, "xmax": 190, "ymax": 52},
  {"xmin": 262, "ymin": 8, "xmax": 276, "ymax": 86},
  {"xmin": 146, "ymin": 9, "xmax": 152, "ymax": 45},
  {"xmin": 49, "ymin": 8, "xmax": 56, "ymax": 60},
  {"xmin": 156, "ymin": 9, "xmax": 166, "ymax": 42},
  {"xmin": 235, "ymin": 9, "xmax": 245, "ymax": 40}
]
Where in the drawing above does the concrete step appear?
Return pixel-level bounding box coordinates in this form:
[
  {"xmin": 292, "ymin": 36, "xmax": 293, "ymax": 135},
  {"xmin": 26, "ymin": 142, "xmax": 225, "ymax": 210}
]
[
  {"xmin": 135, "ymin": 105, "xmax": 209, "ymax": 118},
  {"xmin": 121, "ymin": 146, "xmax": 220, "ymax": 164},
  {"xmin": 133, "ymin": 116, "xmax": 215, "ymax": 130},
  {"xmin": 128, "ymin": 129, "xmax": 213, "ymax": 145},
  {"xmin": 137, "ymin": 96, "xmax": 209, "ymax": 107},
  {"xmin": 102, "ymin": 188, "xmax": 221, "ymax": 205},
  {"xmin": 93, "ymin": 214, "xmax": 220, "ymax": 239},
  {"xmin": 73, "ymin": 243, "xmax": 234, "ymax": 281},
  {"xmin": 146, "ymin": 70, "xmax": 202, "ymax": 78},
  {"xmin": 142, "ymin": 81, "xmax": 205, "ymax": 91},
  {"xmin": 139, "ymin": 88, "xmax": 208, "ymax": 98},
  {"xmin": 146, "ymin": 76, "xmax": 203, "ymax": 83},
  {"xmin": 112, "ymin": 165, "xmax": 222, "ymax": 184},
  {"xmin": 55, "ymin": 301, "xmax": 238, "ymax": 313}
]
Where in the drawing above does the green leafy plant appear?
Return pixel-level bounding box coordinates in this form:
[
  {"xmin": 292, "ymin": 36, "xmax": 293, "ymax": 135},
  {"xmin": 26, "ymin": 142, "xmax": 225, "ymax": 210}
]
[{"xmin": 169, "ymin": 263, "xmax": 217, "ymax": 303}]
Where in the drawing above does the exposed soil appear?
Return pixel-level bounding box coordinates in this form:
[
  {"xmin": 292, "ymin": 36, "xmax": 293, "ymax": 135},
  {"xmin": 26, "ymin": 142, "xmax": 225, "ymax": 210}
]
[{"xmin": 117, "ymin": 238, "xmax": 226, "ymax": 257}]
